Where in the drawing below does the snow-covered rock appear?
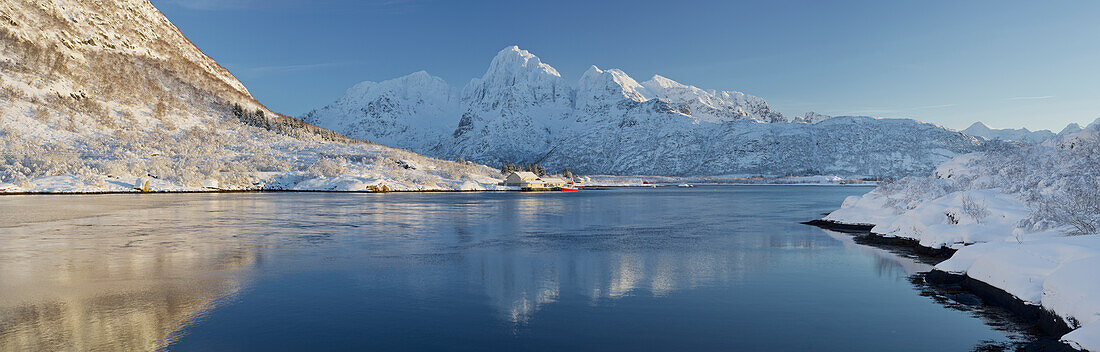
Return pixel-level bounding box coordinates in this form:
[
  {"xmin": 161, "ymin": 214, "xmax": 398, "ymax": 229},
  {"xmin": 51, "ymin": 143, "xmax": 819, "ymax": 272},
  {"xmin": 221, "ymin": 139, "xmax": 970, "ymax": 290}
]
[
  {"xmin": 639, "ymin": 74, "xmax": 784, "ymax": 123},
  {"xmin": 307, "ymin": 46, "xmax": 1005, "ymax": 178},
  {"xmin": 793, "ymin": 112, "xmax": 832, "ymax": 124}
]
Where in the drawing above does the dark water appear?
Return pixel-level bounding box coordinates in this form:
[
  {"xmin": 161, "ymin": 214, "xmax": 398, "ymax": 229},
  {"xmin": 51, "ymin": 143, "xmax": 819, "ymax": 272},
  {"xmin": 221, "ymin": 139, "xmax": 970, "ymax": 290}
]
[{"xmin": 0, "ymin": 187, "xmax": 1019, "ymax": 351}]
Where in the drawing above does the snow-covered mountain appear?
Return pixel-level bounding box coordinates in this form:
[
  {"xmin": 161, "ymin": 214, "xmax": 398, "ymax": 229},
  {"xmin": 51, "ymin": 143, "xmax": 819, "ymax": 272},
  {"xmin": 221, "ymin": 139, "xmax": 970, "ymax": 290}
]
[
  {"xmin": 302, "ymin": 71, "xmax": 460, "ymax": 151},
  {"xmin": 306, "ymin": 46, "xmax": 1004, "ymax": 178},
  {"xmin": 1056, "ymin": 118, "xmax": 1100, "ymax": 136},
  {"xmin": 0, "ymin": 0, "xmax": 503, "ymax": 193}
]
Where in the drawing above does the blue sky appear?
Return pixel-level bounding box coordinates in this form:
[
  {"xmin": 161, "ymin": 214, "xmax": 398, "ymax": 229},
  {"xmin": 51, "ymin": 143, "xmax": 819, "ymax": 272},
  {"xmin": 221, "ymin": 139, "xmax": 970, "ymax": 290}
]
[{"xmin": 151, "ymin": 0, "xmax": 1100, "ymax": 131}]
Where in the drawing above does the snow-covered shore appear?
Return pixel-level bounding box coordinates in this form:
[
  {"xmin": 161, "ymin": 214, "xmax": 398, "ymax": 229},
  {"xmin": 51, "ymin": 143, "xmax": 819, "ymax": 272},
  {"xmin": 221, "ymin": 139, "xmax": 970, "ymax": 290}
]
[
  {"xmin": 583, "ymin": 175, "xmax": 876, "ymax": 187},
  {"xmin": 820, "ymin": 127, "xmax": 1100, "ymax": 351},
  {"xmin": 0, "ymin": 172, "xmax": 510, "ymax": 194}
]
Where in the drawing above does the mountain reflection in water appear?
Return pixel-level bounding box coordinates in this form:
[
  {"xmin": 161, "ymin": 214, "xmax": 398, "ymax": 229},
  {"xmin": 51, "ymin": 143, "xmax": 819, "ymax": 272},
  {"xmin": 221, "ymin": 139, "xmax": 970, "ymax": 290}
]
[
  {"xmin": 0, "ymin": 188, "xmax": 1018, "ymax": 351},
  {"xmin": 0, "ymin": 195, "xmax": 258, "ymax": 351}
]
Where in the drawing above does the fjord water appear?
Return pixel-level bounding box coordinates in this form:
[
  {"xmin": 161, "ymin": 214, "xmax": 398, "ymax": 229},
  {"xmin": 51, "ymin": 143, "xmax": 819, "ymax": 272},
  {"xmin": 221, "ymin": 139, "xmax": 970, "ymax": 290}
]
[{"xmin": 0, "ymin": 187, "xmax": 1015, "ymax": 351}]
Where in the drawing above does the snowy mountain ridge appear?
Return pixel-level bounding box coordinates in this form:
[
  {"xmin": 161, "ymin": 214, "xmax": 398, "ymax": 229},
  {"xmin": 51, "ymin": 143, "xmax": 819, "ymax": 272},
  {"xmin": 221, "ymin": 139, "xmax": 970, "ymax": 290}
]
[{"xmin": 306, "ymin": 46, "xmax": 1004, "ymax": 178}]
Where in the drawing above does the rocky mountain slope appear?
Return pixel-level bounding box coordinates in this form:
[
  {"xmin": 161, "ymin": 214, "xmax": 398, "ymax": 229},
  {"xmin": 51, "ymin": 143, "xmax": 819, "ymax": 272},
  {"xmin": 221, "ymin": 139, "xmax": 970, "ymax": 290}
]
[
  {"xmin": 306, "ymin": 46, "xmax": 1004, "ymax": 178},
  {"xmin": 0, "ymin": 0, "xmax": 503, "ymax": 192}
]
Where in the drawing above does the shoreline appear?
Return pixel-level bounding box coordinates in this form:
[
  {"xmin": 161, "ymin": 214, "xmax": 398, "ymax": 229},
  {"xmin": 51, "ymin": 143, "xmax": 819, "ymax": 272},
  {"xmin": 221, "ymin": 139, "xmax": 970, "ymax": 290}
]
[
  {"xmin": 0, "ymin": 183, "xmax": 877, "ymax": 196},
  {"xmin": 805, "ymin": 219, "xmax": 1082, "ymax": 351},
  {"xmin": 0, "ymin": 189, "xmax": 514, "ymax": 196}
]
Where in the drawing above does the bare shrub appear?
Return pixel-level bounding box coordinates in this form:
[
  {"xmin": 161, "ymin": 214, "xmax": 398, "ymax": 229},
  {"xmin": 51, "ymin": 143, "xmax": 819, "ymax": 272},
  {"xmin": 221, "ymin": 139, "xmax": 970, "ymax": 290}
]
[
  {"xmin": 1030, "ymin": 176, "xmax": 1100, "ymax": 236},
  {"xmin": 961, "ymin": 195, "xmax": 990, "ymax": 224}
]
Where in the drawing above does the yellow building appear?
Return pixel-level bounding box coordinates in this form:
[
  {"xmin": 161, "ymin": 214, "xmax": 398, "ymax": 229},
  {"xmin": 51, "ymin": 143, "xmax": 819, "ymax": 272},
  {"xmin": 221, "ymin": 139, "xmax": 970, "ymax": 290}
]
[
  {"xmin": 505, "ymin": 172, "xmax": 542, "ymax": 187},
  {"xmin": 504, "ymin": 172, "xmax": 571, "ymax": 190}
]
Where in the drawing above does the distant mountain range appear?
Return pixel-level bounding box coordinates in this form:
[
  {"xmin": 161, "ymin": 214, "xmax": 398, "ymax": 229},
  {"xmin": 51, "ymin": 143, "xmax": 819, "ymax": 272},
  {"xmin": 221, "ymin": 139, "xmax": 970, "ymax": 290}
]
[
  {"xmin": 305, "ymin": 46, "xmax": 1006, "ymax": 177},
  {"xmin": 962, "ymin": 119, "xmax": 1099, "ymax": 145}
]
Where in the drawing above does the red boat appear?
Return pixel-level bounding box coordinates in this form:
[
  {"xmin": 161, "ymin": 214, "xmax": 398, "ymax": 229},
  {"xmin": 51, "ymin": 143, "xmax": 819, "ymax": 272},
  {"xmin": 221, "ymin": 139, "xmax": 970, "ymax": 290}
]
[{"xmin": 560, "ymin": 187, "xmax": 579, "ymax": 192}]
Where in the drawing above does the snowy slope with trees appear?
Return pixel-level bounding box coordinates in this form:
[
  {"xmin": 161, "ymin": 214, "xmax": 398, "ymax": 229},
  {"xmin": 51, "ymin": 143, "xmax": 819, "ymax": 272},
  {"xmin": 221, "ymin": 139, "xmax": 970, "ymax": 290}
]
[
  {"xmin": 824, "ymin": 125, "xmax": 1100, "ymax": 350},
  {"xmin": 0, "ymin": 0, "xmax": 505, "ymax": 193},
  {"xmin": 306, "ymin": 46, "xmax": 1005, "ymax": 178}
]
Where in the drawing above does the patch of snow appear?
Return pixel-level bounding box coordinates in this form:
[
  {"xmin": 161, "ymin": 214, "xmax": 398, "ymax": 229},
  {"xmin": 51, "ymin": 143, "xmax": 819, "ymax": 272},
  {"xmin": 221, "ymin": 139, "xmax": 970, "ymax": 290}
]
[{"xmin": 935, "ymin": 236, "xmax": 1100, "ymax": 350}]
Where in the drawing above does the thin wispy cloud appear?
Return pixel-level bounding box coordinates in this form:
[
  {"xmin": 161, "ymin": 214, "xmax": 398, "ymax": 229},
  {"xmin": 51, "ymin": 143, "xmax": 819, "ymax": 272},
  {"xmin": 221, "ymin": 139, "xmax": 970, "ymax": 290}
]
[
  {"xmin": 1007, "ymin": 95, "xmax": 1055, "ymax": 101},
  {"xmin": 911, "ymin": 103, "xmax": 957, "ymax": 110},
  {"xmin": 248, "ymin": 62, "xmax": 352, "ymax": 74},
  {"xmin": 845, "ymin": 108, "xmax": 898, "ymax": 115}
]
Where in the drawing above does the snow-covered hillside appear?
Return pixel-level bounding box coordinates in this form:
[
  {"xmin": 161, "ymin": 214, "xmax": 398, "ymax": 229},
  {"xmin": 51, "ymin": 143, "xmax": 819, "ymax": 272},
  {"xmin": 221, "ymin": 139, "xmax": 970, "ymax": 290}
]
[
  {"xmin": 306, "ymin": 46, "xmax": 1004, "ymax": 178},
  {"xmin": 825, "ymin": 125, "xmax": 1100, "ymax": 350},
  {"xmin": 0, "ymin": 0, "xmax": 504, "ymax": 193}
]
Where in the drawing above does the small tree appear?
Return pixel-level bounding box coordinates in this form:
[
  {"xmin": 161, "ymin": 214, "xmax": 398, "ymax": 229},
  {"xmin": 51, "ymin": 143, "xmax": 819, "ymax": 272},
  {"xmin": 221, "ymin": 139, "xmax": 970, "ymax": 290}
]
[
  {"xmin": 231, "ymin": 103, "xmax": 244, "ymax": 117},
  {"xmin": 562, "ymin": 168, "xmax": 574, "ymax": 180},
  {"xmin": 501, "ymin": 162, "xmax": 520, "ymax": 175},
  {"xmin": 524, "ymin": 163, "xmax": 546, "ymax": 177}
]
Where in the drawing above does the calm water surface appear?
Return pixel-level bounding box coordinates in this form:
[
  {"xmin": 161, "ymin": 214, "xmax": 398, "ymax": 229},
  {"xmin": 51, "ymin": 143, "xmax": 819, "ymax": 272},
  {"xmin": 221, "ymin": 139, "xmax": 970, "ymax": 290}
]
[{"xmin": 0, "ymin": 187, "xmax": 1017, "ymax": 351}]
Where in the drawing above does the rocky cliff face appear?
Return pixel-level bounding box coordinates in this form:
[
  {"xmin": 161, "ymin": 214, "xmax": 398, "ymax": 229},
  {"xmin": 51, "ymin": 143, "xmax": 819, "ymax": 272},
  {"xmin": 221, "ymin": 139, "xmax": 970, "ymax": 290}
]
[{"xmin": 306, "ymin": 46, "xmax": 1005, "ymax": 177}]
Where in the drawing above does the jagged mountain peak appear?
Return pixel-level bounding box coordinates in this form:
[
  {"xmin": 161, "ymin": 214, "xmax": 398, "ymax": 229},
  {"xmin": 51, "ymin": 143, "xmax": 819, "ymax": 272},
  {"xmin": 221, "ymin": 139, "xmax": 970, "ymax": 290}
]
[
  {"xmin": 461, "ymin": 46, "xmax": 570, "ymax": 107},
  {"xmin": 483, "ymin": 45, "xmax": 562, "ymax": 79},
  {"xmin": 577, "ymin": 65, "xmax": 648, "ymax": 107}
]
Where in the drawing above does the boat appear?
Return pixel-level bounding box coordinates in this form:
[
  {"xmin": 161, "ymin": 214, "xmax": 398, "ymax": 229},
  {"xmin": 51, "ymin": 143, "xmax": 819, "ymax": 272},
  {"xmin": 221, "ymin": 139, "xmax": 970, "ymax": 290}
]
[
  {"xmin": 560, "ymin": 182, "xmax": 579, "ymax": 192},
  {"xmin": 678, "ymin": 184, "xmax": 694, "ymax": 188}
]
